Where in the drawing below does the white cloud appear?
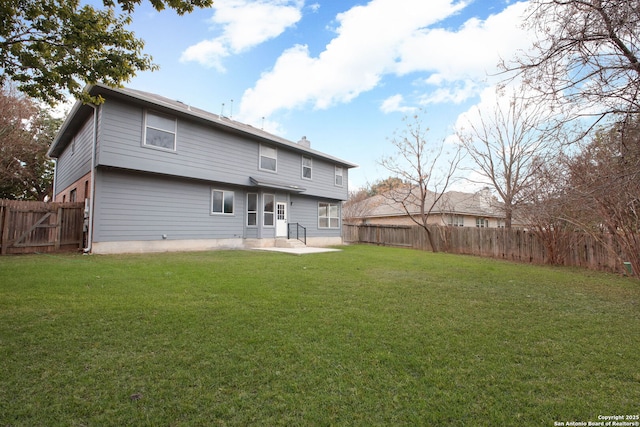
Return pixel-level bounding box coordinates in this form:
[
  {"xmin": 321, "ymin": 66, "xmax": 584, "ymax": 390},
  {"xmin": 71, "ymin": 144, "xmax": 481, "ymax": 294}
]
[
  {"xmin": 239, "ymin": 0, "xmax": 468, "ymax": 123},
  {"xmin": 395, "ymin": 3, "xmax": 530, "ymax": 80},
  {"xmin": 238, "ymin": 0, "xmax": 533, "ymax": 126},
  {"xmin": 181, "ymin": 39, "xmax": 228, "ymax": 71},
  {"xmin": 396, "ymin": 2, "xmax": 531, "ymax": 104},
  {"xmin": 380, "ymin": 94, "xmax": 416, "ymax": 114},
  {"xmin": 180, "ymin": 0, "xmax": 303, "ymax": 71},
  {"xmin": 419, "ymin": 79, "xmax": 482, "ymax": 105}
]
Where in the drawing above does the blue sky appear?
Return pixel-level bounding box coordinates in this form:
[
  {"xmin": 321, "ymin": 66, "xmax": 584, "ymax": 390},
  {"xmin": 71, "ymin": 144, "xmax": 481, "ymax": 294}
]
[{"xmin": 119, "ymin": 0, "xmax": 534, "ymax": 190}]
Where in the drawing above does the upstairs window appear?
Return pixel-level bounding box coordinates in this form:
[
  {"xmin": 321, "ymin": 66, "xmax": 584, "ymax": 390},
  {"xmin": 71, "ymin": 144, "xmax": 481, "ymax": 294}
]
[
  {"xmin": 144, "ymin": 111, "xmax": 176, "ymax": 151},
  {"xmin": 302, "ymin": 156, "xmax": 312, "ymax": 179},
  {"xmin": 260, "ymin": 145, "xmax": 277, "ymax": 172},
  {"xmin": 335, "ymin": 166, "xmax": 343, "ymax": 186},
  {"xmin": 211, "ymin": 189, "xmax": 234, "ymax": 215}
]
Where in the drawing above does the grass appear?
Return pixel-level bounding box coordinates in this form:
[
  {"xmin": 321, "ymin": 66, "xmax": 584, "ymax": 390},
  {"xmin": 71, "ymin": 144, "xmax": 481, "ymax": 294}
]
[{"xmin": 0, "ymin": 245, "xmax": 638, "ymax": 426}]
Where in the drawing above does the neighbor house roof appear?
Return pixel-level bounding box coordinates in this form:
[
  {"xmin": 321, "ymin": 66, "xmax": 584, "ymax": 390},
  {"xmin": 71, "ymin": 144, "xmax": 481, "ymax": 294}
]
[
  {"xmin": 48, "ymin": 84, "xmax": 358, "ymax": 169},
  {"xmin": 354, "ymin": 188, "xmax": 504, "ymax": 219}
]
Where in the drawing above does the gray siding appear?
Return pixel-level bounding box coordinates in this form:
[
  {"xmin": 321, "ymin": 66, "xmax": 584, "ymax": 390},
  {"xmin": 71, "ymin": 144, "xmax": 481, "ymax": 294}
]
[
  {"xmin": 54, "ymin": 115, "xmax": 94, "ymax": 195},
  {"xmin": 93, "ymin": 168, "xmax": 245, "ymax": 242},
  {"xmin": 290, "ymin": 194, "xmax": 342, "ymax": 238},
  {"xmin": 96, "ymin": 99, "xmax": 349, "ymax": 201},
  {"xmin": 93, "ymin": 169, "xmax": 340, "ymax": 243},
  {"xmin": 270, "ymin": 149, "xmax": 349, "ymax": 200}
]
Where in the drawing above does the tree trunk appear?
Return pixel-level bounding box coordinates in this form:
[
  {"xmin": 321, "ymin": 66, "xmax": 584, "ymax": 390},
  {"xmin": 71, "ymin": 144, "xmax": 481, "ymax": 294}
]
[
  {"xmin": 424, "ymin": 226, "xmax": 438, "ymax": 253},
  {"xmin": 505, "ymin": 206, "xmax": 513, "ymax": 229}
]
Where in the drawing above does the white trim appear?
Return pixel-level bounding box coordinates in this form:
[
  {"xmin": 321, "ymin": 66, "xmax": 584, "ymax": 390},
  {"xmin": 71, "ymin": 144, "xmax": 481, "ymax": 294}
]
[
  {"xmin": 318, "ymin": 201, "xmax": 340, "ymax": 229},
  {"xmin": 259, "ymin": 144, "xmax": 277, "ymax": 172},
  {"xmin": 276, "ymin": 202, "xmax": 287, "ymax": 237},
  {"xmin": 143, "ymin": 109, "xmax": 177, "ymax": 152},
  {"xmin": 263, "ymin": 193, "xmax": 275, "ymax": 227},
  {"xmin": 335, "ymin": 166, "xmax": 343, "ymax": 187},
  {"xmin": 211, "ymin": 189, "xmax": 235, "ymax": 215},
  {"xmin": 448, "ymin": 214, "xmax": 464, "ymax": 227},
  {"xmin": 302, "ymin": 155, "xmax": 312, "ymax": 180},
  {"xmin": 246, "ymin": 193, "xmax": 258, "ymax": 227},
  {"xmin": 476, "ymin": 217, "xmax": 489, "ymax": 228}
]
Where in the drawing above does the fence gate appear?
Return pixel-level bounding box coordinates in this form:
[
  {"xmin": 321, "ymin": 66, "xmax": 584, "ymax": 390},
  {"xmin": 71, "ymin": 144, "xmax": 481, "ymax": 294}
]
[{"xmin": 0, "ymin": 200, "xmax": 85, "ymax": 255}]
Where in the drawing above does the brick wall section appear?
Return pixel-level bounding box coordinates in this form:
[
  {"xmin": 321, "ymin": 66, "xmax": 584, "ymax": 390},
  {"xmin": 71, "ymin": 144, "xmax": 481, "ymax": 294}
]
[{"xmin": 55, "ymin": 171, "xmax": 91, "ymax": 203}]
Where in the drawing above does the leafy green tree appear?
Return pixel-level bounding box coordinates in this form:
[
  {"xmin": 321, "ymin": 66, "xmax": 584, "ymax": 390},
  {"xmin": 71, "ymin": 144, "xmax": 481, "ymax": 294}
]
[
  {"xmin": 0, "ymin": 85, "xmax": 60, "ymax": 200},
  {"xmin": 0, "ymin": 0, "xmax": 212, "ymax": 105}
]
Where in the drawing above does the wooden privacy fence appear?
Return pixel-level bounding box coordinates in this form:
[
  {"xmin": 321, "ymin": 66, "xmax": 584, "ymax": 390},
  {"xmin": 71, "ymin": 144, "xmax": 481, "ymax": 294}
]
[
  {"xmin": 343, "ymin": 224, "xmax": 627, "ymax": 274},
  {"xmin": 0, "ymin": 200, "xmax": 85, "ymax": 255}
]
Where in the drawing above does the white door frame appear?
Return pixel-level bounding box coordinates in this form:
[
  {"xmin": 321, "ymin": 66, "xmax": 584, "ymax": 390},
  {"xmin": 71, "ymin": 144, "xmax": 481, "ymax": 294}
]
[{"xmin": 276, "ymin": 202, "xmax": 287, "ymax": 237}]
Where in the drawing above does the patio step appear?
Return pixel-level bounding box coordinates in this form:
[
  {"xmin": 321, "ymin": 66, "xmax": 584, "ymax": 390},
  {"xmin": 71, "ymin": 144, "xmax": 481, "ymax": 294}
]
[{"xmin": 275, "ymin": 238, "xmax": 306, "ymax": 248}]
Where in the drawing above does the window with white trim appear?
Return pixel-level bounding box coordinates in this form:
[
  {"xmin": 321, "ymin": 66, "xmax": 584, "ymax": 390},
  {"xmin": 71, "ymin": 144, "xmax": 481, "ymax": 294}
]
[
  {"xmin": 263, "ymin": 194, "xmax": 275, "ymax": 226},
  {"xmin": 247, "ymin": 193, "xmax": 258, "ymax": 226},
  {"xmin": 448, "ymin": 215, "xmax": 464, "ymax": 227},
  {"xmin": 319, "ymin": 202, "xmax": 340, "ymax": 228},
  {"xmin": 144, "ymin": 110, "xmax": 176, "ymax": 151},
  {"xmin": 211, "ymin": 189, "xmax": 234, "ymax": 214},
  {"xmin": 302, "ymin": 156, "xmax": 312, "ymax": 179},
  {"xmin": 476, "ymin": 218, "xmax": 489, "ymax": 228},
  {"xmin": 260, "ymin": 145, "xmax": 277, "ymax": 172},
  {"xmin": 335, "ymin": 166, "xmax": 343, "ymax": 186}
]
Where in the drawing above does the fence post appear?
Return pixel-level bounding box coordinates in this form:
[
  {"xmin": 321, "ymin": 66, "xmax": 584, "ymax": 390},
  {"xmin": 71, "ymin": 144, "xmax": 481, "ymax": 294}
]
[
  {"xmin": 55, "ymin": 206, "xmax": 63, "ymax": 250},
  {"xmin": 1, "ymin": 205, "xmax": 11, "ymax": 255}
]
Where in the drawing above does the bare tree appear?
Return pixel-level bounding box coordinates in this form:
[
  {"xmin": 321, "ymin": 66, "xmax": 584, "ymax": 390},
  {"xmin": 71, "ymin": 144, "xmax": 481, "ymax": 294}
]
[
  {"xmin": 343, "ymin": 187, "xmax": 374, "ymax": 224},
  {"xmin": 519, "ymin": 154, "xmax": 578, "ymax": 264},
  {"xmin": 456, "ymin": 86, "xmax": 560, "ymax": 228},
  {"xmin": 342, "ymin": 177, "xmax": 406, "ymax": 224},
  {"xmin": 565, "ymin": 118, "xmax": 640, "ymax": 276},
  {"xmin": 504, "ymin": 0, "xmax": 640, "ymax": 130},
  {"xmin": 379, "ymin": 111, "xmax": 463, "ymax": 251}
]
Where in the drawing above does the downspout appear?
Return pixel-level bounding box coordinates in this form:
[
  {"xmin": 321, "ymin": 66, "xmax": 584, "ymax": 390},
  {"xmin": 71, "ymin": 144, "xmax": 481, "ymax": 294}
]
[
  {"xmin": 84, "ymin": 104, "xmax": 98, "ymax": 253},
  {"xmin": 51, "ymin": 159, "xmax": 57, "ymax": 201}
]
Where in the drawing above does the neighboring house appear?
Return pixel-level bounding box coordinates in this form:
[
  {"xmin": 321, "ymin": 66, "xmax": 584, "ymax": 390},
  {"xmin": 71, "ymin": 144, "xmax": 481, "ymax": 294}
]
[
  {"xmin": 48, "ymin": 84, "xmax": 357, "ymax": 254},
  {"xmin": 346, "ymin": 188, "xmax": 511, "ymax": 228}
]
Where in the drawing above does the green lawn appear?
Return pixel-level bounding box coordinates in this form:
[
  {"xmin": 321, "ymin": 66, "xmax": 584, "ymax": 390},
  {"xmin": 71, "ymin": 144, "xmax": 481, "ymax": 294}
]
[{"xmin": 0, "ymin": 245, "xmax": 638, "ymax": 426}]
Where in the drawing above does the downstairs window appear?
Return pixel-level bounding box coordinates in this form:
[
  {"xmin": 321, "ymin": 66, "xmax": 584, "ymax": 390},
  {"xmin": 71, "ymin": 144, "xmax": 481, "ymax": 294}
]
[{"xmin": 319, "ymin": 202, "xmax": 339, "ymax": 228}]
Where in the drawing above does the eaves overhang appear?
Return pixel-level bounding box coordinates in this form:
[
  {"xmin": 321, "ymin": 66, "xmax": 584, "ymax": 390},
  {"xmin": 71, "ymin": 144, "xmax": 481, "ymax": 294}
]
[
  {"xmin": 250, "ymin": 177, "xmax": 307, "ymax": 193},
  {"xmin": 47, "ymin": 101, "xmax": 95, "ymax": 158}
]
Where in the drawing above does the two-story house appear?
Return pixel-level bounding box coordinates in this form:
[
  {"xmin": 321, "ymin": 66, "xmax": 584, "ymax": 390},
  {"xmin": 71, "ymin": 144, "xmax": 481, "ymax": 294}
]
[{"xmin": 48, "ymin": 84, "xmax": 357, "ymax": 254}]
